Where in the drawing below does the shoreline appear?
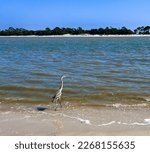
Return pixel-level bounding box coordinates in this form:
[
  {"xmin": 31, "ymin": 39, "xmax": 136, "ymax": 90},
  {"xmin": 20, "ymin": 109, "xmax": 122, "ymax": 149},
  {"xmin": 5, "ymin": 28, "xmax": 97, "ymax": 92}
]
[
  {"xmin": 0, "ymin": 106, "xmax": 150, "ymax": 136},
  {"xmin": 0, "ymin": 34, "xmax": 150, "ymax": 38}
]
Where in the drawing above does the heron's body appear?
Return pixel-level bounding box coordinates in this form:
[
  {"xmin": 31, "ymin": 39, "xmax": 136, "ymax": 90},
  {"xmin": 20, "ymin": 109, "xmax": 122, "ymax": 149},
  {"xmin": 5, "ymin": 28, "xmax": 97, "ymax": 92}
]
[{"xmin": 52, "ymin": 75, "xmax": 67, "ymax": 110}]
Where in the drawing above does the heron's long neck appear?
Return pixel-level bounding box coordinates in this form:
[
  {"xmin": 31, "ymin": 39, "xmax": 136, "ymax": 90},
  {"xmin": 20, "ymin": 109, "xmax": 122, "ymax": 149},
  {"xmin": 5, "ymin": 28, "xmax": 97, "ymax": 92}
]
[{"xmin": 60, "ymin": 78, "xmax": 63, "ymax": 91}]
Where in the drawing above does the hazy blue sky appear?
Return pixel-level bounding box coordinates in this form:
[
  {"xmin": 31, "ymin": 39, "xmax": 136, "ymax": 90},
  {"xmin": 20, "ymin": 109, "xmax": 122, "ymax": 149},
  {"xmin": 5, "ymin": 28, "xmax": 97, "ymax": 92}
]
[{"xmin": 0, "ymin": 0, "xmax": 150, "ymax": 30}]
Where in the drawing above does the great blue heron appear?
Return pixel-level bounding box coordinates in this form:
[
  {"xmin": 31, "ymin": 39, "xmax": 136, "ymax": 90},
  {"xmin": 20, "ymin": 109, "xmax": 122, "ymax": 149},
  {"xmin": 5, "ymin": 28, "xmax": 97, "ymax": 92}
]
[{"xmin": 52, "ymin": 75, "xmax": 68, "ymax": 110}]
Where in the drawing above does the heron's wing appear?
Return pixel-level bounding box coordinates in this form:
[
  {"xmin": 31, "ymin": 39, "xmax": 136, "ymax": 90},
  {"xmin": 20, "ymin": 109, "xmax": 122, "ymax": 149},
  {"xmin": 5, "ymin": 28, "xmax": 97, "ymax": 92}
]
[
  {"xmin": 51, "ymin": 94, "xmax": 56, "ymax": 102},
  {"xmin": 51, "ymin": 90, "xmax": 59, "ymax": 102},
  {"xmin": 51, "ymin": 89, "xmax": 62, "ymax": 102}
]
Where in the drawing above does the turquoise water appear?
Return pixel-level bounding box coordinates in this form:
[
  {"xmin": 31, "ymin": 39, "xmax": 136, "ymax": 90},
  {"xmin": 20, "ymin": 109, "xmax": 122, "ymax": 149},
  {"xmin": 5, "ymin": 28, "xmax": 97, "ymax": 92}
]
[{"xmin": 0, "ymin": 36, "xmax": 150, "ymax": 107}]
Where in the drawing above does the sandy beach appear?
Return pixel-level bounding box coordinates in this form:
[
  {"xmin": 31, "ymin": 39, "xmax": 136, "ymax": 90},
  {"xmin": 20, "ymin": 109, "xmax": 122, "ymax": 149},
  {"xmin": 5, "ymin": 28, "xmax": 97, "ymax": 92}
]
[{"xmin": 0, "ymin": 104, "xmax": 150, "ymax": 136}]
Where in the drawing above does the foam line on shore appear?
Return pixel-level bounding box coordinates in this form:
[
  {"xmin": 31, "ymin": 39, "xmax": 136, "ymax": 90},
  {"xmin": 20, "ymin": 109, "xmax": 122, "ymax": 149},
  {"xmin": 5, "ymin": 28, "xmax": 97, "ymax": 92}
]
[
  {"xmin": 62, "ymin": 113, "xmax": 91, "ymax": 125},
  {"xmin": 117, "ymin": 122, "xmax": 148, "ymax": 126},
  {"xmin": 98, "ymin": 121, "xmax": 116, "ymax": 126},
  {"xmin": 45, "ymin": 112, "xmax": 150, "ymax": 127},
  {"xmin": 60, "ymin": 113, "xmax": 150, "ymax": 126},
  {"xmin": 106, "ymin": 103, "xmax": 149, "ymax": 108},
  {"xmin": 144, "ymin": 119, "xmax": 150, "ymax": 124}
]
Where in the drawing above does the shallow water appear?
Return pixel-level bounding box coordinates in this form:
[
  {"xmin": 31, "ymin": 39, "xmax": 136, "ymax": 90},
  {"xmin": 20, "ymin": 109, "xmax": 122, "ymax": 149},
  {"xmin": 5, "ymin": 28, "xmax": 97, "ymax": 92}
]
[{"xmin": 0, "ymin": 36, "xmax": 150, "ymax": 108}]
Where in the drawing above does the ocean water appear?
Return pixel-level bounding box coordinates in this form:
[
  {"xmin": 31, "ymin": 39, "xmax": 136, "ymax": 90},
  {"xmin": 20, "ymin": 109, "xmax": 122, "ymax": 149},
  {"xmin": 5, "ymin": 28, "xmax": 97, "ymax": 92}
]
[{"xmin": 0, "ymin": 36, "xmax": 150, "ymax": 108}]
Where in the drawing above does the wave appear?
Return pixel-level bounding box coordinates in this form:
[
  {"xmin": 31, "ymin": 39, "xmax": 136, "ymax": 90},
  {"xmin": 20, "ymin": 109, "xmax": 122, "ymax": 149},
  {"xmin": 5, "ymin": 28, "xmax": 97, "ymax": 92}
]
[
  {"xmin": 0, "ymin": 85, "xmax": 78, "ymax": 94},
  {"xmin": 0, "ymin": 84, "xmax": 150, "ymax": 108},
  {"xmin": 25, "ymin": 79, "xmax": 45, "ymax": 84},
  {"xmin": 1, "ymin": 98, "xmax": 150, "ymax": 109},
  {"xmin": 0, "ymin": 98, "xmax": 48, "ymax": 104},
  {"xmin": 31, "ymin": 71, "xmax": 53, "ymax": 77},
  {"xmin": 106, "ymin": 103, "xmax": 149, "ymax": 108},
  {"xmin": 0, "ymin": 85, "xmax": 53, "ymax": 92}
]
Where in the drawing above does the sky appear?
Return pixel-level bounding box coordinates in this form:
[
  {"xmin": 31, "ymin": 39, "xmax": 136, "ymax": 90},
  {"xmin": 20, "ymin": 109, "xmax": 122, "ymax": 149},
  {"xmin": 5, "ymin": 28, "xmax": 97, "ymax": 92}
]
[{"xmin": 0, "ymin": 0, "xmax": 150, "ymax": 30}]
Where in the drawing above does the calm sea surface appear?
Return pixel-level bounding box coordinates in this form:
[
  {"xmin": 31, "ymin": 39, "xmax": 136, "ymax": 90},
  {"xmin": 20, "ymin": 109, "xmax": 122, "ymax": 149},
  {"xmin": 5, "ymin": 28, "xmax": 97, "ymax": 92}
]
[{"xmin": 0, "ymin": 36, "xmax": 150, "ymax": 107}]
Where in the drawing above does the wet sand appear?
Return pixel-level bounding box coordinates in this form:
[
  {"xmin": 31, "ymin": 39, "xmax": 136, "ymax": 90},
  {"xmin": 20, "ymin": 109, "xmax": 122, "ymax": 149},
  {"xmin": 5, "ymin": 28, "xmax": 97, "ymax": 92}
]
[{"xmin": 0, "ymin": 105, "xmax": 150, "ymax": 136}]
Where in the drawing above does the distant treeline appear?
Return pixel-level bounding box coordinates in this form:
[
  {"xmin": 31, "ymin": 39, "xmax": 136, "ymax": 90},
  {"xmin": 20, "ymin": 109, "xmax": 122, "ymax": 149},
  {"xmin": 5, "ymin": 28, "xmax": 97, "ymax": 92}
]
[{"xmin": 0, "ymin": 26, "xmax": 150, "ymax": 36}]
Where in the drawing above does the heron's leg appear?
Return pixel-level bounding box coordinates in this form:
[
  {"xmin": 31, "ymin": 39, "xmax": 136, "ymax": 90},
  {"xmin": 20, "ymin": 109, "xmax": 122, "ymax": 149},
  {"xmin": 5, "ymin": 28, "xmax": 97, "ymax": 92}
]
[
  {"xmin": 54, "ymin": 99, "xmax": 58, "ymax": 111},
  {"xmin": 58, "ymin": 99, "xmax": 62, "ymax": 108}
]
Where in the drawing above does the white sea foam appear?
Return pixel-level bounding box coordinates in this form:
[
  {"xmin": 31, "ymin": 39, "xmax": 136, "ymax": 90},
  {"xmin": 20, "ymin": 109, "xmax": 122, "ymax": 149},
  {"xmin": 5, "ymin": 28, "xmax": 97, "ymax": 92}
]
[
  {"xmin": 62, "ymin": 113, "xmax": 91, "ymax": 125},
  {"xmin": 62, "ymin": 114, "xmax": 150, "ymax": 126},
  {"xmin": 144, "ymin": 119, "xmax": 150, "ymax": 124},
  {"xmin": 47, "ymin": 112, "xmax": 150, "ymax": 127},
  {"xmin": 98, "ymin": 121, "xmax": 116, "ymax": 126},
  {"xmin": 112, "ymin": 103, "xmax": 123, "ymax": 108},
  {"xmin": 1, "ymin": 111, "xmax": 11, "ymax": 115},
  {"xmin": 143, "ymin": 97, "xmax": 150, "ymax": 102},
  {"xmin": 109, "ymin": 103, "xmax": 148, "ymax": 108},
  {"xmin": 117, "ymin": 120, "xmax": 150, "ymax": 126},
  {"xmin": 127, "ymin": 122, "xmax": 148, "ymax": 126}
]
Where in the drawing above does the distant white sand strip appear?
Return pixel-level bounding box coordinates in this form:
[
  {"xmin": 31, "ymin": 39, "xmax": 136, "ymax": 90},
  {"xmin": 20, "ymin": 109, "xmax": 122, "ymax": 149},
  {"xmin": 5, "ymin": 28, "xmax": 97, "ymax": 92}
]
[{"xmin": 0, "ymin": 34, "xmax": 150, "ymax": 38}]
